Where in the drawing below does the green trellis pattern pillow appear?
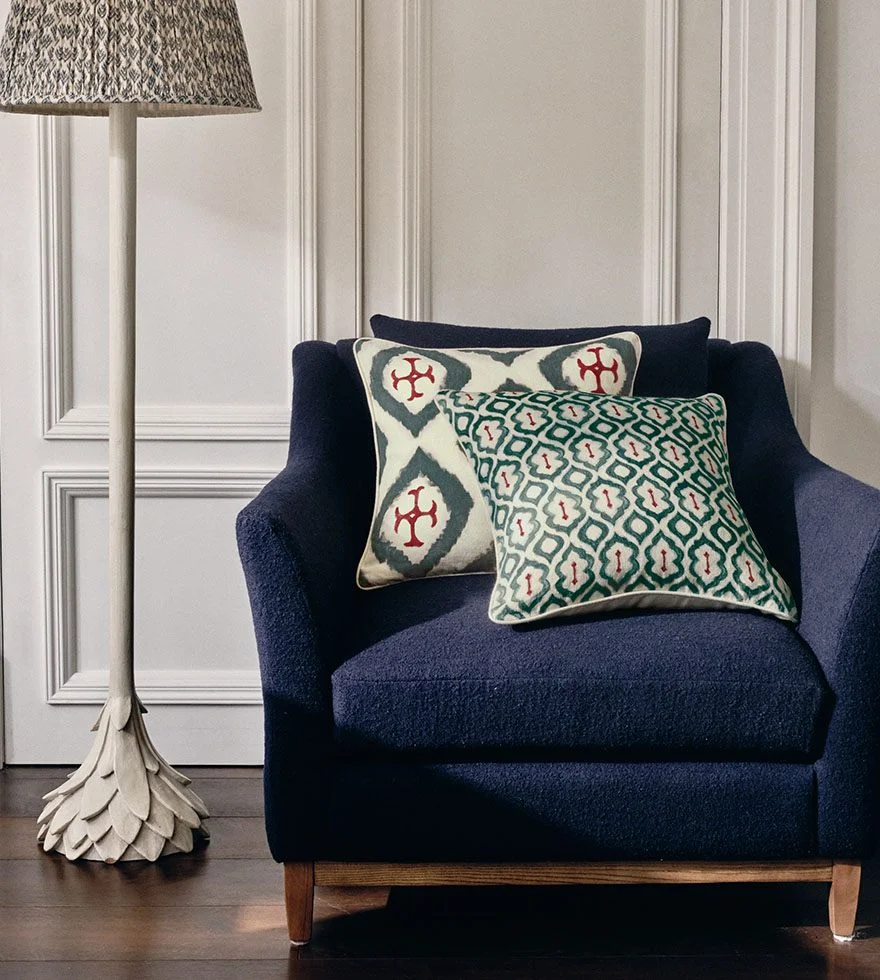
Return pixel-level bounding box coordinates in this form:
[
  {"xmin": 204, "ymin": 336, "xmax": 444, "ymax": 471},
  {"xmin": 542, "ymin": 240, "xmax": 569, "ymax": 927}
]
[
  {"xmin": 436, "ymin": 388, "xmax": 798, "ymax": 625},
  {"xmin": 354, "ymin": 334, "xmax": 641, "ymax": 588}
]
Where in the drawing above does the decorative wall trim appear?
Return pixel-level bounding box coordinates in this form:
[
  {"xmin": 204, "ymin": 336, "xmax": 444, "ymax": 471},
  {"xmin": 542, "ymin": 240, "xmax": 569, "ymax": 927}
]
[
  {"xmin": 643, "ymin": 0, "xmax": 679, "ymax": 325},
  {"xmin": 717, "ymin": 0, "xmax": 815, "ymax": 439},
  {"xmin": 38, "ymin": 0, "xmax": 317, "ymax": 441},
  {"xmin": 773, "ymin": 0, "xmax": 815, "ymax": 441},
  {"xmin": 402, "ymin": 0, "xmax": 432, "ymax": 321},
  {"xmin": 43, "ymin": 469, "xmax": 272, "ymax": 705},
  {"xmin": 355, "ymin": 0, "xmax": 366, "ymax": 336},
  {"xmin": 717, "ymin": 0, "xmax": 749, "ymax": 343},
  {"xmin": 37, "ymin": 116, "xmax": 73, "ymax": 440},
  {"xmin": 290, "ymin": 0, "xmax": 319, "ymax": 344},
  {"xmin": 49, "ymin": 669, "xmax": 261, "ymax": 706},
  {"xmin": 46, "ymin": 404, "xmax": 291, "ymax": 442}
]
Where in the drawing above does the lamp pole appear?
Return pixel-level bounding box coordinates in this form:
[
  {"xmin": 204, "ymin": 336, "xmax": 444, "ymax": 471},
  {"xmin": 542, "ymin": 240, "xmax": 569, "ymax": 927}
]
[{"xmin": 108, "ymin": 104, "xmax": 138, "ymax": 704}]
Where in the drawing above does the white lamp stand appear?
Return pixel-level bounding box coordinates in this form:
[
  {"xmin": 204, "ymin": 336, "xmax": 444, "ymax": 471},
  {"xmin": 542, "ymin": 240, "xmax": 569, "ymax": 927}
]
[
  {"xmin": 0, "ymin": 0, "xmax": 261, "ymax": 862},
  {"xmin": 37, "ymin": 106, "xmax": 211, "ymax": 861}
]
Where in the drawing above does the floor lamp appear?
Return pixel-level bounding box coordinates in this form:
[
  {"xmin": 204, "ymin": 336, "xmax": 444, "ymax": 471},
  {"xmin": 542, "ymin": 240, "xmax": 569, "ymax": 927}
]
[{"xmin": 0, "ymin": 1, "xmax": 260, "ymax": 862}]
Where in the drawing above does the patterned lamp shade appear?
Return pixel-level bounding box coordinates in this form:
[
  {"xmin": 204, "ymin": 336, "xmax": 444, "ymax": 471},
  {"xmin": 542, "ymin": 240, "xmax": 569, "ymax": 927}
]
[{"xmin": 0, "ymin": 0, "xmax": 260, "ymax": 116}]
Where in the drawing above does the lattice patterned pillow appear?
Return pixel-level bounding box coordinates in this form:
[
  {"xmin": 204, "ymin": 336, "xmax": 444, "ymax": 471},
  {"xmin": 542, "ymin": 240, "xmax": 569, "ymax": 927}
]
[
  {"xmin": 435, "ymin": 388, "xmax": 797, "ymax": 625},
  {"xmin": 354, "ymin": 334, "xmax": 642, "ymax": 587}
]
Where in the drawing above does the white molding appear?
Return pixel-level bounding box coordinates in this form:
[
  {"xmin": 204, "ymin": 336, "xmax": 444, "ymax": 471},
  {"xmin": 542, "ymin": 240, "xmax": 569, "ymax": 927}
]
[
  {"xmin": 42, "ymin": 469, "xmax": 273, "ymax": 706},
  {"xmin": 643, "ymin": 0, "xmax": 679, "ymax": 325},
  {"xmin": 717, "ymin": 0, "xmax": 749, "ymax": 343},
  {"xmin": 717, "ymin": 0, "xmax": 815, "ymax": 439},
  {"xmin": 46, "ymin": 405, "xmax": 290, "ymax": 442},
  {"xmin": 37, "ymin": 0, "xmax": 318, "ymax": 441},
  {"xmin": 402, "ymin": 0, "xmax": 432, "ymax": 321},
  {"xmin": 773, "ymin": 0, "xmax": 815, "ymax": 442},
  {"xmin": 355, "ymin": 0, "xmax": 366, "ymax": 337},
  {"xmin": 47, "ymin": 669, "xmax": 262, "ymax": 706},
  {"xmin": 38, "ymin": 117, "xmax": 73, "ymax": 439},
  {"xmin": 290, "ymin": 0, "xmax": 319, "ymax": 344}
]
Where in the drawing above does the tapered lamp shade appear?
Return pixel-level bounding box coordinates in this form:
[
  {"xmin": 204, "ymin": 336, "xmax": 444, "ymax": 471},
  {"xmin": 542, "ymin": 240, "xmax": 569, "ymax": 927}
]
[{"xmin": 0, "ymin": 0, "xmax": 260, "ymax": 116}]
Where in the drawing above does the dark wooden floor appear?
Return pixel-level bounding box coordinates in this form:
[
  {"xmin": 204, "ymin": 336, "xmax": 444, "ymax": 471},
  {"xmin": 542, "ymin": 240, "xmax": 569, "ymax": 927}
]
[{"xmin": 3, "ymin": 767, "xmax": 880, "ymax": 978}]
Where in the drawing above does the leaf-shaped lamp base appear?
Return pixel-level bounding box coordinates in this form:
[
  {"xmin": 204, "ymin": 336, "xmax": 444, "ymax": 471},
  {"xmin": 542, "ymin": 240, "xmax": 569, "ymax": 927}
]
[{"xmin": 36, "ymin": 696, "xmax": 210, "ymax": 862}]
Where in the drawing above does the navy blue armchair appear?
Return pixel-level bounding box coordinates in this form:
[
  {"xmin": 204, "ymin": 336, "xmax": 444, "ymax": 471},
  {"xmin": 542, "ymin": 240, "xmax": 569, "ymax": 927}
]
[{"xmin": 237, "ymin": 338, "xmax": 880, "ymax": 945}]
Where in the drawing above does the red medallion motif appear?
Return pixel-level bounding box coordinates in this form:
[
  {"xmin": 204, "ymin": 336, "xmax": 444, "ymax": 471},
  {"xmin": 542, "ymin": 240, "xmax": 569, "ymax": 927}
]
[
  {"xmin": 393, "ymin": 486, "xmax": 438, "ymax": 548},
  {"xmin": 576, "ymin": 346, "xmax": 620, "ymax": 393},
  {"xmin": 390, "ymin": 357, "xmax": 435, "ymax": 402}
]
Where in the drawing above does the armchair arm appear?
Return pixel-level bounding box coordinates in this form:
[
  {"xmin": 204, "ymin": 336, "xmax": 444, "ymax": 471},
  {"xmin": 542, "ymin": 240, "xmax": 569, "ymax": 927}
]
[
  {"xmin": 797, "ymin": 466, "xmax": 880, "ymax": 856},
  {"xmin": 710, "ymin": 341, "xmax": 880, "ymax": 855},
  {"xmin": 236, "ymin": 341, "xmax": 373, "ymax": 861}
]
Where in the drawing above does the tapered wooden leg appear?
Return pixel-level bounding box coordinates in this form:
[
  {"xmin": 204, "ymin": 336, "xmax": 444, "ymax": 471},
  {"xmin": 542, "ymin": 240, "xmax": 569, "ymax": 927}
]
[
  {"xmin": 829, "ymin": 860, "xmax": 861, "ymax": 941},
  {"xmin": 284, "ymin": 862, "xmax": 315, "ymax": 945}
]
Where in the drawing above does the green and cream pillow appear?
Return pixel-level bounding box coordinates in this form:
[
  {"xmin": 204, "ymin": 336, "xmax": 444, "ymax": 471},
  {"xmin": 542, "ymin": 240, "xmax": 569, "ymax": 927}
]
[
  {"xmin": 354, "ymin": 334, "xmax": 641, "ymax": 588},
  {"xmin": 436, "ymin": 388, "xmax": 797, "ymax": 625}
]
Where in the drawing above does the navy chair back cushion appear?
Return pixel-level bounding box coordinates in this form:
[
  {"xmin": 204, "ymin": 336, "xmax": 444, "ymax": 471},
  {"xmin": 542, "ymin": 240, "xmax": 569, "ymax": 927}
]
[{"xmin": 370, "ymin": 314, "xmax": 712, "ymax": 397}]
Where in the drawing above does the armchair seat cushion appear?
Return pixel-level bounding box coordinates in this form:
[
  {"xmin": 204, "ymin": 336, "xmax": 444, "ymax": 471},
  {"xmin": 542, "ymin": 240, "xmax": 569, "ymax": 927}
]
[{"xmin": 333, "ymin": 576, "xmax": 830, "ymax": 762}]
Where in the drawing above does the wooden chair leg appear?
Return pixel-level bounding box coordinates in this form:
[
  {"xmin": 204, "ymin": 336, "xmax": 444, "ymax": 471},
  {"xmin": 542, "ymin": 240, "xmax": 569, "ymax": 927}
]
[
  {"xmin": 284, "ymin": 862, "xmax": 315, "ymax": 945},
  {"xmin": 829, "ymin": 860, "xmax": 861, "ymax": 942}
]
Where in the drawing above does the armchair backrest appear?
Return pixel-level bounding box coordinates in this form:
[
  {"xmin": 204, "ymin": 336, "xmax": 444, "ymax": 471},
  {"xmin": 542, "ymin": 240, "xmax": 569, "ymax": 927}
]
[{"xmin": 707, "ymin": 338, "xmax": 806, "ymax": 605}]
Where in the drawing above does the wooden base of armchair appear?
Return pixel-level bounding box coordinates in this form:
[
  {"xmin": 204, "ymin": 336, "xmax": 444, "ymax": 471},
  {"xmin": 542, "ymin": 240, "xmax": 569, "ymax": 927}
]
[{"xmin": 283, "ymin": 859, "xmax": 861, "ymax": 945}]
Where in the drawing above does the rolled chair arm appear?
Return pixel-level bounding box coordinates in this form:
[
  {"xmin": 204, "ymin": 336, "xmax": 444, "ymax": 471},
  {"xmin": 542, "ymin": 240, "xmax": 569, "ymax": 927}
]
[
  {"xmin": 711, "ymin": 341, "xmax": 880, "ymax": 855},
  {"xmin": 236, "ymin": 341, "xmax": 373, "ymax": 860},
  {"xmin": 795, "ymin": 465, "xmax": 880, "ymax": 856}
]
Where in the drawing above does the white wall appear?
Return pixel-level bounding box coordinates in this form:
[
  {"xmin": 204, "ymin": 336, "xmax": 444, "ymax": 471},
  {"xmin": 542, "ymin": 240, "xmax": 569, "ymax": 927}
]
[
  {"xmin": 812, "ymin": 0, "xmax": 880, "ymax": 488},
  {"xmin": 429, "ymin": 1, "xmax": 647, "ymax": 326}
]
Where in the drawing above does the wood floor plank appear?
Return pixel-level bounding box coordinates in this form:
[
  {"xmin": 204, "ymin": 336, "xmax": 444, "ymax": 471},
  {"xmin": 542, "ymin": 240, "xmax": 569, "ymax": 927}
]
[
  {"xmin": 0, "ymin": 857, "xmax": 280, "ymax": 907},
  {"xmin": 0, "ymin": 817, "xmax": 40, "ymax": 859},
  {"xmin": 199, "ymin": 817, "xmax": 271, "ymax": 859},
  {"xmin": 0, "ymin": 766, "xmax": 72, "ymax": 779},
  {"xmin": 0, "ymin": 905, "xmax": 290, "ymax": 961},
  {"xmin": 0, "ymin": 816, "xmax": 270, "ymax": 860},
  {"xmin": 0, "ymin": 896, "xmax": 386, "ymax": 963},
  {"xmin": 191, "ymin": 777, "xmax": 264, "ymax": 817},
  {"xmin": 0, "ymin": 858, "xmax": 387, "ymax": 912},
  {"xmin": 0, "ymin": 954, "xmax": 875, "ymax": 980},
  {"xmin": 179, "ymin": 767, "xmax": 262, "ymax": 780}
]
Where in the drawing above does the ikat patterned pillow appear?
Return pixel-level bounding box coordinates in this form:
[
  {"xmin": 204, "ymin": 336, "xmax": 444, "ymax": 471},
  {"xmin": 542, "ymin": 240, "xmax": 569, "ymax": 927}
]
[
  {"xmin": 354, "ymin": 334, "xmax": 642, "ymax": 588},
  {"xmin": 436, "ymin": 388, "xmax": 798, "ymax": 625}
]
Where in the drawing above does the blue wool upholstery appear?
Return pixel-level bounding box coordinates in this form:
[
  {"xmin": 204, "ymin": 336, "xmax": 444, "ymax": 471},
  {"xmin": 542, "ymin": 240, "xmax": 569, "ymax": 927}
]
[
  {"xmin": 236, "ymin": 341, "xmax": 373, "ymax": 857},
  {"xmin": 238, "ymin": 336, "xmax": 880, "ymax": 864},
  {"xmin": 334, "ymin": 577, "xmax": 828, "ymax": 761},
  {"xmin": 320, "ymin": 761, "xmax": 816, "ymax": 860},
  {"xmin": 371, "ymin": 314, "xmax": 712, "ymax": 396},
  {"xmin": 708, "ymin": 339, "xmax": 880, "ymax": 856}
]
